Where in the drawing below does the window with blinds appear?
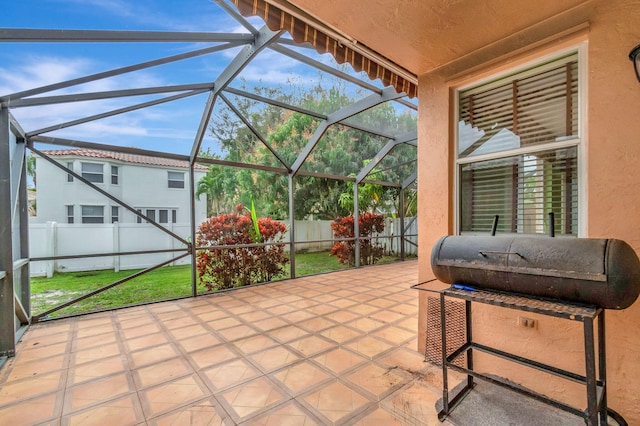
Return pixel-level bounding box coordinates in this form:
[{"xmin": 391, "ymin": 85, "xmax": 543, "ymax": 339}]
[{"xmin": 457, "ymin": 53, "xmax": 580, "ymax": 235}]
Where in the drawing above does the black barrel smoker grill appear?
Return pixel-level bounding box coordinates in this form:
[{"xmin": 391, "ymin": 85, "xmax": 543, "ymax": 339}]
[{"xmin": 428, "ymin": 233, "xmax": 640, "ymax": 425}]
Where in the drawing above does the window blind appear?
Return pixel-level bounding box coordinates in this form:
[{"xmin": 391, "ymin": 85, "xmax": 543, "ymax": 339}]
[
  {"xmin": 459, "ymin": 57, "xmax": 578, "ymax": 159},
  {"xmin": 460, "ymin": 147, "xmax": 578, "ymax": 235}
]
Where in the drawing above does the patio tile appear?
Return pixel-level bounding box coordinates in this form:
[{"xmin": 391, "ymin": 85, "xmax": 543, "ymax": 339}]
[
  {"xmin": 121, "ymin": 323, "xmax": 162, "ymax": 340},
  {"xmin": 195, "ymin": 309, "xmax": 229, "ymax": 322},
  {"xmin": 68, "ymin": 356, "xmax": 126, "ymax": 385},
  {"xmin": 64, "ymin": 394, "xmax": 142, "ymax": 426},
  {"xmin": 64, "ymin": 373, "xmax": 132, "ymax": 413},
  {"xmin": 129, "ymin": 344, "xmax": 179, "ymax": 369},
  {"xmin": 324, "ymin": 310, "xmax": 361, "ymax": 323},
  {"xmin": 344, "ymin": 336, "xmax": 394, "ymax": 360},
  {"xmin": 125, "ymin": 332, "xmax": 170, "ymax": 352},
  {"xmin": 238, "ymin": 310, "xmax": 272, "ymax": 322},
  {"xmin": 269, "ymin": 325, "xmax": 308, "ymax": 343},
  {"xmin": 248, "ymin": 346, "xmax": 301, "ymax": 373},
  {"xmin": 210, "ymin": 316, "xmax": 243, "ymax": 330},
  {"xmin": 168, "ymin": 324, "xmax": 209, "ymax": 341},
  {"xmin": 286, "ymin": 335, "xmax": 336, "ymax": 357},
  {"xmin": 301, "ymin": 380, "xmax": 372, "ymax": 423},
  {"xmin": 5, "ymin": 354, "xmax": 68, "ymax": 381},
  {"xmin": 344, "ymin": 363, "xmax": 408, "ymax": 399},
  {"xmin": 245, "ymin": 400, "xmax": 319, "ymax": 425},
  {"xmin": 140, "ymin": 376, "xmax": 208, "ymax": 418},
  {"xmin": 73, "ymin": 333, "xmax": 117, "ymax": 352},
  {"xmin": 201, "ymin": 358, "xmax": 261, "ymax": 390},
  {"xmin": 232, "ymin": 334, "xmax": 279, "ymax": 355},
  {"xmin": 16, "ymin": 341, "xmax": 68, "ymax": 362},
  {"xmin": 265, "ymin": 304, "xmax": 298, "ymax": 316},
  {"xmin": 297, "ymin": 317, "xmax": 337, "ymax": 333},
  {"xmin": 73, "ymin": 342, "xmax": 121, "ymax": 364},
  {"xmin": 76, "ymin": 323, "xmax": 115, "ymax": 339},
  {"xmin": 371, "ymin": 325, "xmax": 417, "ymax": 345},
  {"xmin": 281, "ymin": 310, "xmax": 316, "ymax": 323},
  {"xmin": 320, "ymin": 325, "xmax": 363, "ymax": 344},
  {"xmin": 217, "ymin": 324, "xmax": 259, "ymax": 341},
  {"xmin": 351, "ymin": 407, "xmax": 412, "ymax": 425},
  {"xmin": 381, "ymin": 382, "xmax": 442, "ymax": 425},
  {"xmin": 133, "ymin": 357, "xmax": 193, "ymax": 389},
  {"xmin": 377, "ymin": 347, "xmax": 428, "ymax": 374},
  {"xmin": 163, "ymin": 315, "xmax": 200, "ymax": 330},
  {"xmin": 346, "ymin": 317, "xmax": 386, "ymax": 333},
  {"xmin": 312, "ymin": 348, "xmax": 368, "ymax": 375},
  {"xmin": 178, "ymin": 333, "xmax": 221, "ymax": 353},
  {"xmin": 252, "ymin": 317, "xmax": 289, "ymax": 331},
  {"xmin": 23, "ymin": 323, "xmax": 71, "ymax": 340},
  {"xmin": 0, "ymin": 261, "xmax": 430, "ymax": 425},
  {"xmin": 149, "ymin": 398, "xmax": 228, "ymax": 426},
  {"xmin": 218, "ymin": 376, "xmax": 286, "ymax": 420},
  {"xmin": 189, "ymin": 345, "xmax": 239, "ymax": 370},
  {"xmin": 0, "ymin": 391, "xmax": 60, "ymax": 424},
  {"xmin": 272, "ymin": 361, "xmax": 332, "ymax": 394},
  {"xmin": 0, "ymin": 370, "xmax": 63, "ymax": 403}
]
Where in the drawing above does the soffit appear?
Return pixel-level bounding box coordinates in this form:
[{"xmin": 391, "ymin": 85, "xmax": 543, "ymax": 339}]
[{"xmin": 285, "ymin": 0, "xmax": 590, "ymax": 76}]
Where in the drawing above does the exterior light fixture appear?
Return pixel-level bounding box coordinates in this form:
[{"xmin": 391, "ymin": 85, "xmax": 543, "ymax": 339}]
[{"xmin": 630, "ymin": 44, "xmax": 640, "ymax": 82}]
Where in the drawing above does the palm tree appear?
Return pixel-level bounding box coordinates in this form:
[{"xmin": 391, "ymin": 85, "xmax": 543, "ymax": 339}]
[
  {"xmin": 26, "ymin": 154, "xmax": 36, "ymax": 188},
  {"xmin": 195, "ymin": 166, "xmax": 229, "ymax": 216}
]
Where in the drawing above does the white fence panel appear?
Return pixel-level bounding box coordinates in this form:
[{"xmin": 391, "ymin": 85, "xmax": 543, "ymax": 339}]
[
  {"xmin": 28, "ymin": 217, "xmax": 417, "ymax": 277},
  {"xmin": 116, "ymin": 223, "xmax": 190, "ymax": 270}
]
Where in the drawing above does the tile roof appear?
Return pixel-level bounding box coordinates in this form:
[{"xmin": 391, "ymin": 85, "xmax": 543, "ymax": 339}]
[{"xmin": 40, "ymin": 149, "xmax": 208, "ymax": 170}]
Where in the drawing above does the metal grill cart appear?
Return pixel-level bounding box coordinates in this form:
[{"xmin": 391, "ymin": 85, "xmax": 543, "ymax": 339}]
[
  {"xmin": 414, "ymin": 230, "xmax": 640, "ymax": 425},
  {"xmin": 437, "ymin": 286, "xmax": 605, "ymax": 425}
]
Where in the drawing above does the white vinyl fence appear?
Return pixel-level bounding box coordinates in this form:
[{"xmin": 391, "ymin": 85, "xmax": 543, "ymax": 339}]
[{"xmin": 29, "ymin": 218, "xmax": 417, "ymax": 277}]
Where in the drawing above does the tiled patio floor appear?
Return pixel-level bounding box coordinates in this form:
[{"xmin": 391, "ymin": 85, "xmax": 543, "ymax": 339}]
[{"xmin": 0, "ymin": 260, "xmax": 453, "ymax": 425}]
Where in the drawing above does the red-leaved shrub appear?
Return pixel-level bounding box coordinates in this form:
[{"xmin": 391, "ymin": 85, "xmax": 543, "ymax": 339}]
[
  {"xmin": 329, "ymin": 212, "xmax": 385, "ymax": 266},
  {"xmin": 196, "ymin": 204, "xmax": 288, "ymax": 290}
]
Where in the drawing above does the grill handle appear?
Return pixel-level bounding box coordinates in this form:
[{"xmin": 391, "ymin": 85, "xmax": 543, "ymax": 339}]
[{"xmin": 478, "ymin": 250, "xmax": 524, "ymax": 259}]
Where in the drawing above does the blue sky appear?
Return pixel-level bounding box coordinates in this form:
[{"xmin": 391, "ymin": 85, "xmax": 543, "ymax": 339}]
[{"xmin": 0, "ymin": 0, "xmax": 392, "ymax": 156}]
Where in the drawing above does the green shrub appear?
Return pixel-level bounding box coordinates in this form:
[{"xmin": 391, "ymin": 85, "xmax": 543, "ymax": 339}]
[{"xmin": 196, "ymin": 204, "xmax": 288, "ymax": 291}]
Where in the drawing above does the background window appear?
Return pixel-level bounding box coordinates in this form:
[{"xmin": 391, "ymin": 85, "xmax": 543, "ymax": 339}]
[
  {"xmin": 146, "ymin": 209, "xmax": 156, "ymax": 222},
  {"xmin": 66, "ymin": 205, "xmax": 74, "ymax": 224},
  {"xmin": 81, "ymin": 205, "xmax": 104, "ymax": 223},
  {"xmin": 81, "ymin": 162, "xmax": 103, "ymax": 183},
  {"xmin": 111, "ymin": 206, "xmax": 119, "ymax": 223},
  {"xmin": 111, "ymin": 165, "xmax": 119, "ymax": 185},
  {"xmin": 168, "ymin": 171, "xmax": 184, "ymax": 189},
  {"xmin": 457, "ymin": 53, "xmax": 579, "ymax": 235},
  {"xmin": 67, "ymin": 162, "xmax": 74, "ymax": 182},
  {"xmin": 159, "ymin": 209, "xmax": 168, "ymax": 223}
]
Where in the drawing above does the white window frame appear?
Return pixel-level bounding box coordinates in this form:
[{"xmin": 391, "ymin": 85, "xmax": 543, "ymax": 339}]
[
  {"xmin": 168, "ymin": 171, "xmax": 185, "ymax": 189},
  {"xmin": 454, "ymin": 43, "xmax": 587, "ymax": 237},
  {"xmin": 66, "ymin": 205, "xmax": 74, "ymax": 224},
  {"xmin": 81, "ymin": 205, "xmax": 105, "ymax": 224},
  {"xmin": 81, "ymin": 162, "xmax": 104, "ymax": 183},
  {"xmin": 66, "ymin": 162, "xmax": 74, "ymax": 183},
  {"xmin": 136, "ymin": 208, "xmax": 178, "ymax": 224},
  {"xmin": 111, "ymin": 165, "xmax": 119, "ymax": 185}
]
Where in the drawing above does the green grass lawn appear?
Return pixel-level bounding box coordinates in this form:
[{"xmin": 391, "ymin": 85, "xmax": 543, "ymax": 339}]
[{"xmin": 30, "ymin": 251, "xmax": 395, "ymax": 319}]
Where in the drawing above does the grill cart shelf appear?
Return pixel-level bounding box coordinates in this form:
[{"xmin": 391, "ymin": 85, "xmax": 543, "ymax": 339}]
[{"xmin": 437, "ymin": 287, "xmax": 607, "ymax": 426}]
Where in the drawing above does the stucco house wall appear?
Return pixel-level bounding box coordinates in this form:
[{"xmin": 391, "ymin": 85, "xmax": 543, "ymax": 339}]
[
  {"xmin": 417, "ymin": 0, "xmax": 640, "ymax": 422},
  {"xmin": 32, "ymin": 150, "xmax": 207, "ymax": 226}
]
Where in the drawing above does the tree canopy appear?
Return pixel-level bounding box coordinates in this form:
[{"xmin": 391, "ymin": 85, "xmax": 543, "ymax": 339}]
[{"xmin": 199, "ymin": 80, "xmax": 417, "ymax": 220}]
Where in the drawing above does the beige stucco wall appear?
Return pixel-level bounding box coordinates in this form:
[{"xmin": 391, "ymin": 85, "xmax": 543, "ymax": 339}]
[{"xmin": 417, "ymin": 0, "xmax": 640, "ymax": 422}]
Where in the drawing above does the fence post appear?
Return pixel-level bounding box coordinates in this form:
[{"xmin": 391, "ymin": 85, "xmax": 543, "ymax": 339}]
[
  {"xmin": 113, "ymin": 221, "xmax": 120, "ymax": 272},
  {"xmin": 45, "ymin": 221, "xmax": 56, "ymax": 278}
]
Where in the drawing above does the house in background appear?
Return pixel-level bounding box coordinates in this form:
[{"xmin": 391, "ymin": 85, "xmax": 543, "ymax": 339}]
[{"xmin": 32, "ymin": 149, "xmax": 207, "ymax": 226}]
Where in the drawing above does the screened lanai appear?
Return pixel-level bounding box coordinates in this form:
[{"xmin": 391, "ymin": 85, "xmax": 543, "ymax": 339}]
[{"xmin": 0, "ymin": 0, "xmax": 418, "ymax": 362}]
